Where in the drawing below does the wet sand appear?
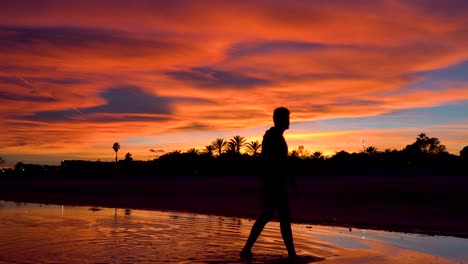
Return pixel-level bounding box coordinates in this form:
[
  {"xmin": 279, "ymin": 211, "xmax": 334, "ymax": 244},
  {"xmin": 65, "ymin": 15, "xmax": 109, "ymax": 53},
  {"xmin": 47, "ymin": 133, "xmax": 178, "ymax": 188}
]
[
  {"xmin": 1, "ymin": 201, "xmax": 466, "ymax": 263},
  {"xmin": 1, "ymin": 175, "xmax": 467, "ymax": 238}
]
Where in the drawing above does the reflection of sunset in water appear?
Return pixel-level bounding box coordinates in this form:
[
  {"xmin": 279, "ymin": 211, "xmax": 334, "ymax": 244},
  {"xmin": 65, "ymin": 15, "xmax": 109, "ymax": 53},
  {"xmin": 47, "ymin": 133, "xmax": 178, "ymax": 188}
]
[{"xmin": 0, "ymin": 201, "xmax": 466, "ymax": 263}]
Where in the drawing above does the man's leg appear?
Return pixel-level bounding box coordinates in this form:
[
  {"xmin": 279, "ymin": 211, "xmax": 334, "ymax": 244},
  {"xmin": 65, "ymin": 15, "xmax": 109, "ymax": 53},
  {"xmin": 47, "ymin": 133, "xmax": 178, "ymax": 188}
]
[
  {"xmin": 278, "ymin": 197, "xmax": 296, "ymax": 258},
  {"xmin": 241, "ymin": 199, "xmax": 274, "ymax": 255}
]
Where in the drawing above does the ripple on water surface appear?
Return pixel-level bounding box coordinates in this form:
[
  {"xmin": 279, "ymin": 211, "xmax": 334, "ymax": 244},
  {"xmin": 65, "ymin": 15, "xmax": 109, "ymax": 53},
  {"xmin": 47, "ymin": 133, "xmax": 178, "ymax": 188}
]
[{"xmin": 0, "ymin": 201, "xmax": 466, "ymax": 263}]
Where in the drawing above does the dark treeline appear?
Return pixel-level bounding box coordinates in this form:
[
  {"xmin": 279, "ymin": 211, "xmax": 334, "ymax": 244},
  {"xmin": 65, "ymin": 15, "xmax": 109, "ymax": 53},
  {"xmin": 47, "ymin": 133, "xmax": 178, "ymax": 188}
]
[{"xmin": 2, "ymin": 133, "xmax": 467, "ymax": 178}]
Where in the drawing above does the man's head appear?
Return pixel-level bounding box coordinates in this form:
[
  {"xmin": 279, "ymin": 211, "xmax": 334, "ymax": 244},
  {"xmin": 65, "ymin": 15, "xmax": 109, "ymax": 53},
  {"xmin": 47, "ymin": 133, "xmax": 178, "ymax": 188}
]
[{"xmin": 273, "ymin": 107, "xmax": 290, "ymax": 131}]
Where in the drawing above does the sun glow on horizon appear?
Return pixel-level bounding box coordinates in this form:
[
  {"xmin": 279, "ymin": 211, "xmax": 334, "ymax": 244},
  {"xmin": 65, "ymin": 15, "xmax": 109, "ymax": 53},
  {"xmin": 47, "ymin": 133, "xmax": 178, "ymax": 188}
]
[{"xmin": 1, "ymin": 1, "xmax": 468, "ymax": 167}]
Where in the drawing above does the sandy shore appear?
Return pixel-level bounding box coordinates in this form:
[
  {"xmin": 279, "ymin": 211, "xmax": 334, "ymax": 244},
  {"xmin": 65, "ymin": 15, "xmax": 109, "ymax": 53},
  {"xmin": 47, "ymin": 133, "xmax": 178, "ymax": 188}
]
[
  {"xmin": 1, "ymin": 175, "xmax": 467, "ymax": 238},
  {"xmin": 3, "ymin": 202, "xmax": 464, "ymax": 263}
]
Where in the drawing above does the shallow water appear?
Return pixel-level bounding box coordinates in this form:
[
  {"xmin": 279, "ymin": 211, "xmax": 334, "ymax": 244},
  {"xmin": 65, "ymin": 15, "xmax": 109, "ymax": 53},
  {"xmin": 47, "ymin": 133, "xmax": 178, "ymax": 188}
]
[{"xmin": 0, "ymin": 201, "xmax": 466, "ymax": 263}]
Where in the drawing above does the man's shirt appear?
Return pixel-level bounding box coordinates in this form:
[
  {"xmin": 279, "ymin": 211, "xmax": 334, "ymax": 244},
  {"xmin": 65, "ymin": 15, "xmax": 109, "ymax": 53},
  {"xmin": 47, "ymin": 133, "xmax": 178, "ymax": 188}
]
[{"xmin": 261, "ymin": 126, "xmax": 289, "ymax": 195}]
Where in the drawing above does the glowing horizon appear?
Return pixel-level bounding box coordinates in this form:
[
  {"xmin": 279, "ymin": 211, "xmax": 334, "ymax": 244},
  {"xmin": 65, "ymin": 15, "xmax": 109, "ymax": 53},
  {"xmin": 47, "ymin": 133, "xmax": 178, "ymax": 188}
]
[{"xmin": 1, "ymin": 1, "xmax": 468, "ymax": 167}]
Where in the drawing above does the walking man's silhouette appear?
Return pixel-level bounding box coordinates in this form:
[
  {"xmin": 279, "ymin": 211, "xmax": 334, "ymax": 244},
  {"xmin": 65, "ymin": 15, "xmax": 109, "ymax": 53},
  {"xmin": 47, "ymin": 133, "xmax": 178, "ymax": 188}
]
[{"xmin": 241, "ymin": 107, "xmax": 298, "ymax": 261}]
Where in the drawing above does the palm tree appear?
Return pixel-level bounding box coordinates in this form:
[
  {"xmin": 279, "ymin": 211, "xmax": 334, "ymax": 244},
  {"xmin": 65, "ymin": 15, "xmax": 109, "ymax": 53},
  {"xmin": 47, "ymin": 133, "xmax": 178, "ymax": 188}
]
[
  {"xmin": 311, "ymin": 151, "xmax": 323, "ymax": 160},
  {"xmin": 230, "ymin": 135, "xmax": 246, "ymax": 154},
  {"xmin": 204, "ymin": 145, "xmax": 215, "ymax": 157},
  {"xmin": 186, "ymin": 148, "xmax": 199, "ymax": 155},
  {"xmin": 246, "ymin": 141, "xmax": 262, "ymax": 156},
  {"xmin": 113, "ymin": 142, "xmax": 120, "ymax": 162},
  {"xmin": 364, "ymin": 146, "xmax": 378, "ymax": 155},
  {"xmin": 211, "ymin": 138, "xmax": 227, "ymax": 156},
  {"xmin": 0, "ymin": 156, "xmax": 4, "ymax": 166},
  {"xmin": 227, "ymin": 141, "xmax": 236, "ymax": 153}
]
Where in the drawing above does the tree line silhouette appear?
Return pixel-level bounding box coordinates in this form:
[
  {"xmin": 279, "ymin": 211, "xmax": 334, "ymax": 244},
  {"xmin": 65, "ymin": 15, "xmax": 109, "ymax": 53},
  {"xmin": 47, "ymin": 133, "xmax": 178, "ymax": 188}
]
[{"xmin": 2, "ymin": 133, "xmax": 467, "ymax": 178}]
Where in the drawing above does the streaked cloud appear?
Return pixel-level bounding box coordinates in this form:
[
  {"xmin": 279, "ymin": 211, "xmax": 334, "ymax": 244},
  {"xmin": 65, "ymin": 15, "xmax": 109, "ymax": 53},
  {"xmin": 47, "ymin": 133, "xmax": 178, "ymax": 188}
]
[
  {"xmin": 166, "ymin": 67, "xmax": 272, "ymax": 89},
  {"xmin": 1, "ymin": 0, "xmax": 467, "ymax": 166}
]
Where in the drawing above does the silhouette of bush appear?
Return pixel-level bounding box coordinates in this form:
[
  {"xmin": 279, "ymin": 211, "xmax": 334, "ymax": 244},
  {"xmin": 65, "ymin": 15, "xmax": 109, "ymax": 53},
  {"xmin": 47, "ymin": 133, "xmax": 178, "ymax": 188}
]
[
  {"xmin": 9, "ymin": 133, "xmax": 467, "ymax": 178},
  {"xmin": 461, "ymin": 146, "xmax": 468, "ymax": 160}
]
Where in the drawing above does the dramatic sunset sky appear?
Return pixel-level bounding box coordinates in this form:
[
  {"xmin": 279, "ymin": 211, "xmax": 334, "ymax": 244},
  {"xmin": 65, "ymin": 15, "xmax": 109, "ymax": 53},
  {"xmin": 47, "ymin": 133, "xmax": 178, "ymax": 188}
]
[{"xmin": 1, "ymin": 1, "xmax": 468, "ymax": 167}]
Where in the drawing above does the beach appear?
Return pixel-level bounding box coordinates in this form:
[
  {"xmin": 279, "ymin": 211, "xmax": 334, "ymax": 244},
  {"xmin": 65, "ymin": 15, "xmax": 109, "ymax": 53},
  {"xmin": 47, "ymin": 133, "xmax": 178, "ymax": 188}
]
[
  {"xmin": 1, "ymin": 201, "xmax": 466, "ymax": 263},
  {"xmin": 1, "ymin": 175, "xmax": 467, "ymax": 238}
]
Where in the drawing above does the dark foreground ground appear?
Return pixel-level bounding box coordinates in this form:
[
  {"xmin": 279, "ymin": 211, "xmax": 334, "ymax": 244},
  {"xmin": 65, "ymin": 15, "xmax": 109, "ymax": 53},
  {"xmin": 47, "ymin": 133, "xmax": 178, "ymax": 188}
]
[{"xmin": 1, "ymin": 175, "xmax": 467, "ymax": 238}]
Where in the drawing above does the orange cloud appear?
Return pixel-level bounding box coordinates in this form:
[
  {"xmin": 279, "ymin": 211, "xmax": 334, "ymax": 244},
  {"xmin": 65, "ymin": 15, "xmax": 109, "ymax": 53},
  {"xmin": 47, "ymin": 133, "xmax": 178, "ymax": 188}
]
[{"xmin": 1, "ymin": 1, "xmax": 467, "ymax": 166}]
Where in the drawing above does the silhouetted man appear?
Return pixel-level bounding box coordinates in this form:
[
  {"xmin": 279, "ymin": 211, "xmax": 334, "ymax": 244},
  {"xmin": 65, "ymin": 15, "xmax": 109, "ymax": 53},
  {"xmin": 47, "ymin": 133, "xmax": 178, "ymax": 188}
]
[{"xmin": 241, "ymin": 107, "xmax": 297, "ymax": 261}]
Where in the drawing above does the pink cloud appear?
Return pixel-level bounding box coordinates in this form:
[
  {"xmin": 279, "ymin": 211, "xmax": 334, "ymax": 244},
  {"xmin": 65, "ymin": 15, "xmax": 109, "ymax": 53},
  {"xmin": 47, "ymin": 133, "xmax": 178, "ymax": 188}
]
[{"xmin": 1, "ymin": 1, "xmax": 467, "ymax": 164}]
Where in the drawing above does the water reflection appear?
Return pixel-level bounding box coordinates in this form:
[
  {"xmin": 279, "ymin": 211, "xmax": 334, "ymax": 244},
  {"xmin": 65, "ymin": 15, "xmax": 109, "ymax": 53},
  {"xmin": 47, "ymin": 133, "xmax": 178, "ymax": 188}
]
[{"xmin": 0, "ymin": 201, "xmax": 466, "ymax": 263}]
